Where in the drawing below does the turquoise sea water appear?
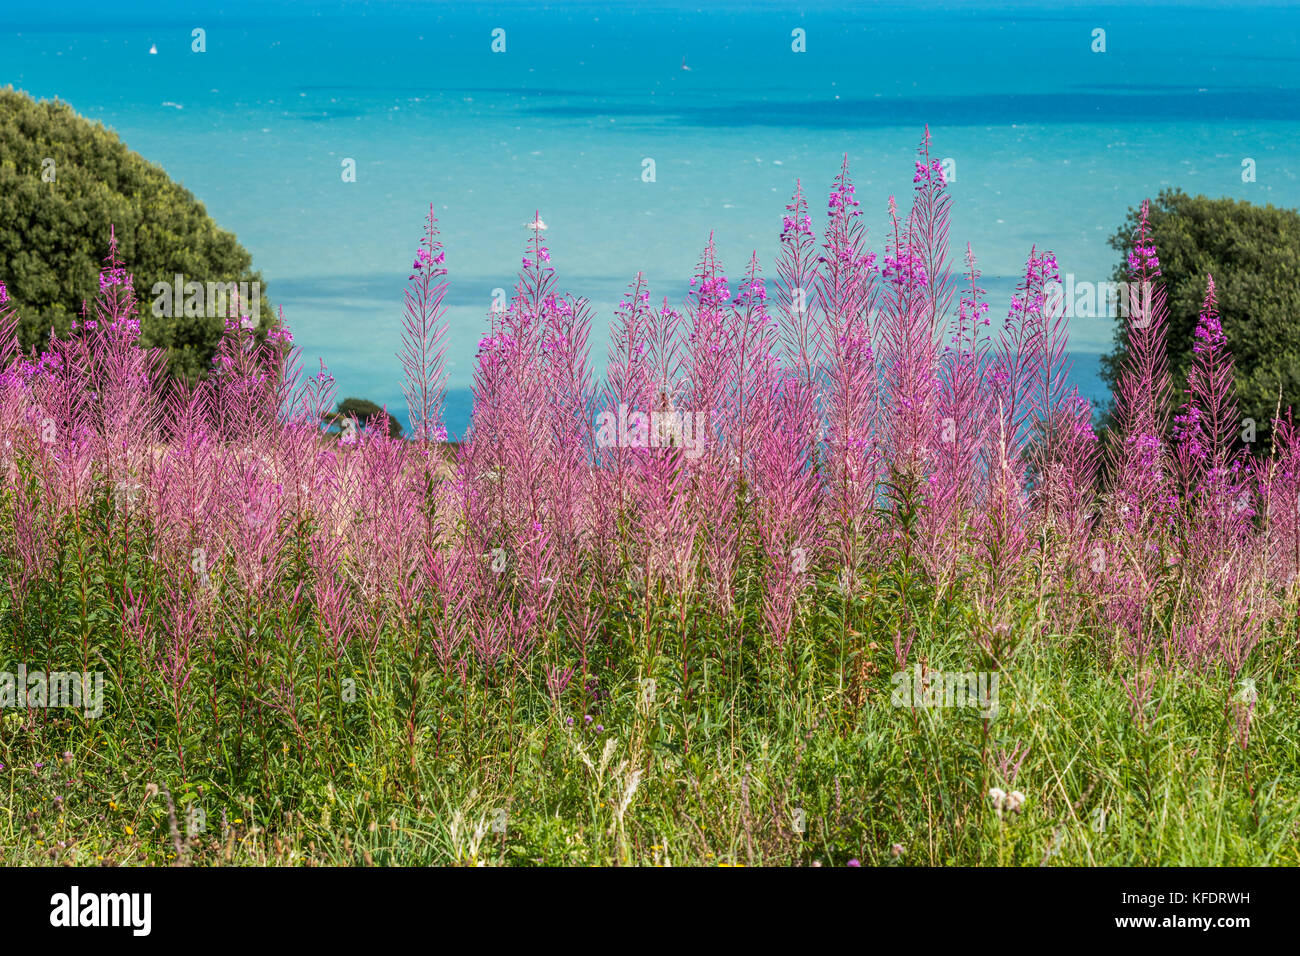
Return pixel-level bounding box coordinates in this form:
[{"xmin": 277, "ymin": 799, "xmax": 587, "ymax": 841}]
[{"xmin": 4, "ymin": 0, "xmax": 1299, "ymax": 436}]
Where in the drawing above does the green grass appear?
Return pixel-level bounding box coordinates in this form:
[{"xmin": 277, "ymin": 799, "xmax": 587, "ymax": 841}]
[{"xmin": 3, "ymin": 507, "xmax": 1297, "ymax": 866}]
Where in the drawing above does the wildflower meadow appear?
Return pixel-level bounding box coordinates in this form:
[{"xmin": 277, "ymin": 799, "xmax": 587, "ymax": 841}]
[{"xmin": 1, "ymin": 130, "xmax": 1297, "ymax": 869}]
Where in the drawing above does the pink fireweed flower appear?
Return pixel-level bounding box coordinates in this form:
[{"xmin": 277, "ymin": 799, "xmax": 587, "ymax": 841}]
[
  {"xmin": 1123, "ymin": 200, "xmax": 1163, "ymax": 279},
  {"xmin": 696, "ymin": 276, "xmax": 732, "ymax": 306},
  {"xmin": 98, "ymin": 266, "xmax": 129, "ymax": 292},
  {"xmin": 827, "ymin": 180, "xmax": 859, "ymax": 213},
  {"xmin": 1191, "ymin": 305, "xmax": 1226, "ymax": 354},
  {"xmin": 1174, "ymin": 275, "xmax": 1238, "ymax": 474},
  {"xmin": 781, "ymin": 213, "xmax": 813, "ymax": 237},
  {"xmin": 1172, "ymin": 404, "xmax": 1205, "ymax": 459},
  {"xmin": 477, "ymin": 332, "xmax": 517, "ymax": 357},
  {"xmin": 955, "ymin": 292, "xmax": 991, "ymax": 336},
  {"xmin": 883, "ymin": 248, "xmax": 928, "ymax": 289},
  {"xmin": 913, "ymin": 158, "xmax": 945, "ymax": 186}
]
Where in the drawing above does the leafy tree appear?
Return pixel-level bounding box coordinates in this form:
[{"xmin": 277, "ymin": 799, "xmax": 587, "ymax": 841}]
[
  {"xmin": 0, "ymin": 86, "xmax": 273, "ymax": 382},
  {"xmin": 1102, "ymin": 188, "xmax": 1300, "ymax": 446},
  {"xmin": 330, "ymin": 398, "xmax": 403, "ymax": 439}
]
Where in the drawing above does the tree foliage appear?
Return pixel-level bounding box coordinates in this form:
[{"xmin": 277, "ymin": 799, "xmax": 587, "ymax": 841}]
[
  {"xmin": 1102, "ymin": 188, "xmax": 1300, "ymax": 443},
  {"xmin": 0, "ymin": 86, "xmax": 272, "ymax": 382},
  {"xmin": 332, "ymin": 397, "xmax": 403, "ymax": 439}
]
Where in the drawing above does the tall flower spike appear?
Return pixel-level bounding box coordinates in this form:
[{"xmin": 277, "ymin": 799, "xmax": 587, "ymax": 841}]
[
  {"xmin": 776, "ymin": 180, "xmax": 822, "ymax": 389},
  {"xmin": 399, "ymin": 203, "xmax": 450, "ymax": 443},
  {"xmin": 1174, "ymin": 275, "xmax": 1238, "ymax": 473},
  {"xmin": 816, "ymin": 158, "xmax": 879, "ymax": 589},
  {"xmin": 1110, "ymin": 198, "xmax": 1172, "ymax": 462},
  {"xmin": 925, "ymin": 244, "xmax": 992, "ymax": 573},
  {"xmin": 877, "ymin": 132, "xmax": 954, "ymax": 489}
]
